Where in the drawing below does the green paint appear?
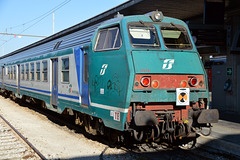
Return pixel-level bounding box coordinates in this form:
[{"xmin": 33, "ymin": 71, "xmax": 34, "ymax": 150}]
[{"xmin": 227, "ymin": 67, "xmax": 233, "ymax": 76}]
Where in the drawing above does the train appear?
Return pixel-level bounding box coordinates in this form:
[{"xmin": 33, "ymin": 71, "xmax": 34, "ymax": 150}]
[{"xmin": 0, "ymin": 10, "xmax": 219, "ymax": 147}]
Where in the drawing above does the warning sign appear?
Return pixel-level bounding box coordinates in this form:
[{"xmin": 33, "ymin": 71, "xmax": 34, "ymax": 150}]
[{"xmin": 176, "ymin": 88, "xmax": 190, "ymax": 106}]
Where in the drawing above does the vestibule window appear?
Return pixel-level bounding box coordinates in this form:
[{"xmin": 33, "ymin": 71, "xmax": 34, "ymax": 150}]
[
  {"xmin": 21, "ymin": 65, "xmax": 24, "ymax": 80},
  {"xmin": 61, "ymin": 58, "xmax": 69, "ymax": 83}
]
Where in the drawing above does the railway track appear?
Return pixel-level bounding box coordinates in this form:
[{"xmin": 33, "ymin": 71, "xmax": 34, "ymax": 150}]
[
  {"xmin": 0, "ymin": 114, "xmax": 46, "ymax": 160},
  {"xmin": 2, "ymin": 96, "xmax": 237, "ymax": 160}
]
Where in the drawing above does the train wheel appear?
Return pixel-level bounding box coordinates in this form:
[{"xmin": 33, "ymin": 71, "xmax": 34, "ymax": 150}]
[
  {"xmin": 133, "ymin": 129, "xmax": 143, "ymax": 142},
  {"xmin": 107, "ymin": 128, "xmax": 119, "ymax": 147}
]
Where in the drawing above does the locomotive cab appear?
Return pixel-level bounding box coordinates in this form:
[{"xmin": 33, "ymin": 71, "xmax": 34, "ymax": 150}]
[{"xmin": 89, "ymin": 11, "xmax": 218, "ymax": 145}]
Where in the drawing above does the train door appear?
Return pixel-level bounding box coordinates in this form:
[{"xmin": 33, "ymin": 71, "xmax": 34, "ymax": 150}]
[
  {"xmin": 51, "ymin": 59, "xmax": 58, "ymax": 106},
  {"xmin": 81, "ymin": 49, "xmax": 89, "ymax": 107},
  {"xmin": 17, "ymin": 65, "xmax": 20, "ymax": 95}
]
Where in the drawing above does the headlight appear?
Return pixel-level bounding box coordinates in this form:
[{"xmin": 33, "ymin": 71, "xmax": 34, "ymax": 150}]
[{"xmin": 151, "ymin": 10, "xmax": 164, "ymax": 22}]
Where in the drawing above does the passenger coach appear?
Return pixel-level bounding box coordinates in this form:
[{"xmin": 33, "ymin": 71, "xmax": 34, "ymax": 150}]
[{"xmin": 0, "ymin": 11, "xmax": 218, "ymax": 146}]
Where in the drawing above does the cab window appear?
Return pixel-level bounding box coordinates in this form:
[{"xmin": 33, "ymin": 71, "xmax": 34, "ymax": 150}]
[
  {"xmin": 128, "ymin": 24, "xmax": 160, "ymax": 48},
  {"xmin": 160, "ymin": 25, "xmax": 192, "ymax": 49},
  {"xmin": 95, "ymin": 27, "xmax": 122, "ymax": 51}
]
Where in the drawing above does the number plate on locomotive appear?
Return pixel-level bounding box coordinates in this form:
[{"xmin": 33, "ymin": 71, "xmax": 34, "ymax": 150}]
[{"xmin": 176, "ymin": 88, "xmax": 190, "ymax": 106}]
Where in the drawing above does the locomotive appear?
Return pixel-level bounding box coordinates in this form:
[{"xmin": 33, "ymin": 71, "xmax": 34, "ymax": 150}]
[{"xmin": 0, "ymin": 11, "xmax": 218, "ymax": 147}]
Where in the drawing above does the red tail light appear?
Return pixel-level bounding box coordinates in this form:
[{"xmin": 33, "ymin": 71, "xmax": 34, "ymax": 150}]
[
  {"xmin": 189, "ymin": 77, "xmax": 198, "ymax": 87},
  {"xmin": 141, "ymin": 77, "xmax": 150, "ymax": 87}
]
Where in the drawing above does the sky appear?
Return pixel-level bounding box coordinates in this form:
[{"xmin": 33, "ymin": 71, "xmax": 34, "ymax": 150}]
[{"xmin": 0, "ymin": 0, "xmax": 127, "ymax": 56}]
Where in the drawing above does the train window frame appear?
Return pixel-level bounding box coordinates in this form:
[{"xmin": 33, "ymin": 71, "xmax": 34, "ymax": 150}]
[
  {"xmin": 11, "ymin": 66, "xmax": 13, "ymax": 79},
  {"xmin": 30, "ymin": 63, "xmax": 35, "ymax": 81},
  {"xmin": 11, "ymin": 65, "xmax": 14, "ymax": 79},
  {"xmin": 10, "ymin": 66, "xmax": 12, "ymax": 79},
  {"xmin": 21, "ymin": 64, "xmax": 24, "ymax": 80},
  {"xmin": 36, "ymin": 62, "xmax": 41, "ymax": 81},
  {"xmin": 127, "ymin": 22, "xmax": 160, "ymax": 49},
  {"xmin": 7, "ymin": 66, "xmax": 10, "ymax": 79},
  {"xmin": 61, "ymin": 57, "xmax": 70, "ymax": 83},
  {"xmin": 25, "ymin": 63, "xmax": 29, "ymax": 81},
  {"xmin": 13, "ymin": 66, "xmax": 16, "ymax": 80},
  {"xmin": 160, "ymin": 24, "xmax": 193, "ymax": 50},
  {"xmin": 42, "ymin": 61, "xmax": 48, "ymax": 82},
  {"xmin": 94, "ymin": 26, "xmax": 122, "ymax": 52}
]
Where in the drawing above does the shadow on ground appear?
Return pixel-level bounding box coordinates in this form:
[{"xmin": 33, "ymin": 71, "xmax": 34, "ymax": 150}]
[{"xmin": 1, "ymin": 94, "xmax": 239, "ymax": 160}]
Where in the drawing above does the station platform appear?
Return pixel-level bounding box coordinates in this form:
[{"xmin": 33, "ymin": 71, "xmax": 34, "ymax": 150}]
[{"xmin": 197, "ymin": 111, "xmax": 240, "ymax": 158}]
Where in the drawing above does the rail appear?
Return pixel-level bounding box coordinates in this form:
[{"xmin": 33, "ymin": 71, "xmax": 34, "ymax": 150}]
[{"xmin": 0, "ymin": 114, "xmax": 46, "ymax": 160}]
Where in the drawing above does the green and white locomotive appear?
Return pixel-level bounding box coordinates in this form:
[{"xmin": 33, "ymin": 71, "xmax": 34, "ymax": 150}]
[{"xmin": 0, "ymin": 11, "xmax": 218, "ymax": 146}]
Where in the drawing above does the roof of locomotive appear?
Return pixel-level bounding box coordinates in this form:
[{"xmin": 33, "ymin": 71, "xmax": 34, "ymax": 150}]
[{"xmin": 99, "ymin": 12, "xmax": 189, "ymax": 29}]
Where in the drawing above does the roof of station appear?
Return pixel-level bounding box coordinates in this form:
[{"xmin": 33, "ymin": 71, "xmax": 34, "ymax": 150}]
[{"xmin": 1, "ymin": 0, "xmax": 237, "ymax": 59}]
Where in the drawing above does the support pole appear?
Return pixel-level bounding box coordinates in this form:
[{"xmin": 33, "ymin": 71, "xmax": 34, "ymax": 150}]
[{"xmin": 53, "ymin": 11, "xmax": 55, "ymax": 34}]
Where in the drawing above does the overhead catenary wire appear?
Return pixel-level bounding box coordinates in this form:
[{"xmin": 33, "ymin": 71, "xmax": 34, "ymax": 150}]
[
  {"xmin": 0, "ymin": 0, "xmax": 71, "ymax": 49},
  {"xmin": 6, "ymin": 0, "xmax": 71, "ymax": 31}
]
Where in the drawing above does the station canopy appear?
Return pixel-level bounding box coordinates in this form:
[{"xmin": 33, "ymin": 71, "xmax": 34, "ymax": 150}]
[{"xmin": 2, "ymin": 0, "xmax": 237, "ymax": 59}]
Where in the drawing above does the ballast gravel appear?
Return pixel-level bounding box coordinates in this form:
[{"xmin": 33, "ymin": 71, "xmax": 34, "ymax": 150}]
[{"xmin": 0, "ymin": 96, "xmax": 138, "ymax": 159}]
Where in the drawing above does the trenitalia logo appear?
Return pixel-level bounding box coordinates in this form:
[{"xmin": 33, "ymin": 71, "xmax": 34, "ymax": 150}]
[
  {"xmin": 162, "ymin": 59, "xmax": 174, "ymax": 70},
  {"xmin": 100, "ymin": 64, "xmax": 108, "ymax": 75}
]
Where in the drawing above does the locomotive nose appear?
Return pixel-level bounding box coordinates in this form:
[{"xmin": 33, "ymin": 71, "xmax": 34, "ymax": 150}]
[{"xmin": 131, "ymin": 50, "xmax": 204, "ymax": 75}]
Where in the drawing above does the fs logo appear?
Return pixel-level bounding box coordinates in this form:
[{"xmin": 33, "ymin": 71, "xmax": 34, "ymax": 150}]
[
  {"xmin": 162, "ymin": 59, "xmax": 175, "ymax": 70},
  {"xmin": 100, "ymin": 64, "xmax": 108, "ymax": 75}
]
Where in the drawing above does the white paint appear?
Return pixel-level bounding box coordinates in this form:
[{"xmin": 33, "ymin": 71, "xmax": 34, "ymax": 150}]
[
  {"xmin": 100, "ymin": 88, "xmax": 104, "ymax": 94},
  {"xmin": 162, "ymin": 59, "xmax": 175, "ymax": 70},
  {"xmin": 100, "ymin": 64, "xmax": 108, "ymax": 75},
  {"xmin": 90, "ymin": 102, "xmax": 128, "ymax": 113}
]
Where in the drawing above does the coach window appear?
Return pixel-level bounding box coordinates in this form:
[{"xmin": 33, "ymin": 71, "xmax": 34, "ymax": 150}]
[
  {"xmin": 95, "ymin": 27, "xmax": 122, "ymax": 51},
  {"xmin": 13, "ymin": 66, "xmax": 16, "ymax": 79},
  {"xmin": 30, "ymin": 63, "xmax": 34, "ymax": 80},
  {"xmin": 21, "ymin": 65, "xmax": 24, "ymax": 80},
  {"xmin": 61, "ymin": 57, "xmax": 69, "ymax": 83},
  {"xmin": 11, "ymin": 66, "xmax": 13, "ymax": 79},
  {"xmin": 36, "ymin": 62, "xmax": 40, "ymax": 81},
  {"xmin": 10, "ymin": 66, "xmax": 13, "ymax": 79},
  {"xmin": 9, "ymin": 66, "xmax": 11, "ymax": 79},
  {"xmin": 25, "ymin": 63, "xmax": 29, "ymax": 80},
  {"xmin": 42, "ymin": 61, "xmax": 48, "ymax": 82},
  {"xmin": 7, "ymin": 66, "xmax": 10, "ymax": 79}
]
